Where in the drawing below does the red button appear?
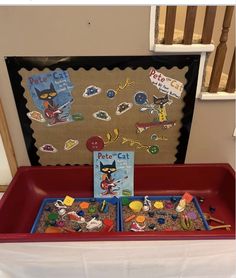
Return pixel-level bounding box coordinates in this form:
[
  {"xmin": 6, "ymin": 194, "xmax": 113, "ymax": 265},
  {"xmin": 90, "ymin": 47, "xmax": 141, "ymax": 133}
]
[{"xmin": 86, "ymin": 136, "xmax": 104, "ymax": 152}]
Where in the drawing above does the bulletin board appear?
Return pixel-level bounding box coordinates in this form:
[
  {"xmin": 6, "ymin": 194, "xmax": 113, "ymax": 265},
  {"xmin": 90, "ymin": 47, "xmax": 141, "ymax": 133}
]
[{"xmin": 6, "ymin": 56, "xmax": 199, "ymax": 165}]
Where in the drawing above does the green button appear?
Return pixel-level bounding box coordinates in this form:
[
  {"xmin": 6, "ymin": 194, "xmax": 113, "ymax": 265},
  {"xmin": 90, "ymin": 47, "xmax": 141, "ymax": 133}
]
[
  {"xmin": 88, "ymin": 206, "xmax": 96, "ymax": 214},
  {"xmin": 48, "ymin": 213, "xmax": 58, "ymax": 221},
  {"xmin": 149, "ymin": 145, "xmax": 159, "ymax": 154},
  {"xmin": 122, "ymin": 197, "xmax": 130, "ymax": 206}
]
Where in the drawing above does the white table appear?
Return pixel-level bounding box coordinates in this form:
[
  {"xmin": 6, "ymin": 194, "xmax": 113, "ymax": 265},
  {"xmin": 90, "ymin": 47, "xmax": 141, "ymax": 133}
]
[{"xmin": 0, "ymin": 193, "xmax": 235, "ymax": 278}]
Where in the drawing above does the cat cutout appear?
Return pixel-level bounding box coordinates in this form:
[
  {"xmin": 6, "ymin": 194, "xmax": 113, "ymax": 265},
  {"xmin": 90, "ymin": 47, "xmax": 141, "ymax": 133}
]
[
  {"xmin": 27, "ymin": 70, "xmax": 74, "ymax": 126},
  {"xmin": 100, "ymin": 161, "xmax": 118, "ymax": 195}
]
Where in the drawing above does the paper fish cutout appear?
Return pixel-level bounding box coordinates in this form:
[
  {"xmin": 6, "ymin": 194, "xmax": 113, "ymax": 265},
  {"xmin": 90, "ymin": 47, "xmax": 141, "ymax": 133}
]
[
  {"xmin": 93, "ymin": 110, "xmax": 111, "ymax": 121},
  {"xmin": 64, "ymin": 139, "xmax": 79, "ymax": 151},
  {"xmin": 27, "ymin": 111, "xmax": 46, "ymax": 123},
  {"xmin": 116, "ymin": 102, "xmax": 133, "ymax": 115},
  {"xmin": 39, "ymin": 144, "xmax": 58, "ymax": 153},
  {"xmin": 83, "ymin": 85, "xmax": 101, "ymax": 98}
]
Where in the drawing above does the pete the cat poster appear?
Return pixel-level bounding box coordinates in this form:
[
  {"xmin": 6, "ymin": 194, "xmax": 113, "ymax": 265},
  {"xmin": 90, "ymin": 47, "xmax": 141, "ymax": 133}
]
[{"xmin": 93, "ymin": 151, "xmax": 134, "ymax": 198}]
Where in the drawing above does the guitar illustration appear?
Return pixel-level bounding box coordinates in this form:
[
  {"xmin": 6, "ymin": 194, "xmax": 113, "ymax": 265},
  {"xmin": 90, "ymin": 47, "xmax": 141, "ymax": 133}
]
[
  {"xmin": 100, "ymin": 176, "xmax": 128, "ymax": 196},
  {"xmin": 44, "ymin": 100, "xmax": 73, "ymax": 119}
]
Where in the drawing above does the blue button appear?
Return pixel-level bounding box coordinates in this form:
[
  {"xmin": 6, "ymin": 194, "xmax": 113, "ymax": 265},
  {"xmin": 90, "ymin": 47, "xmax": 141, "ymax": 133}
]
[
  {"xmin": 107, "ymin": 89, "xmax": 116, "ymax": 98},
  {"xmin": 77, "ymin": 210, "xmax": 85, "ymax": 217},
  {"xmin": 134, "ymin": 92, "xmax": 148, "ymax": 105},
  {"xmin": 157, "ymin": 218, "xmax": 165, "ymax": 224}
]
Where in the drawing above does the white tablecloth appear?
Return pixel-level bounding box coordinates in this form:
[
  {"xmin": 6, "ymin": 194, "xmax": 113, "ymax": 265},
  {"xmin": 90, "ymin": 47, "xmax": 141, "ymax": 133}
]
[{"xmin": 0, "ymin": 193, "xmax": 235, "ymax": 278}]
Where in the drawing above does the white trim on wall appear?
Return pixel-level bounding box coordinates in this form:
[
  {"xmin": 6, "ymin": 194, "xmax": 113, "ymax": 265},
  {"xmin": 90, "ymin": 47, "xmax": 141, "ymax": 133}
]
[
  {"xmin": 149, "ymin": 6, "xmax": 156, "ymax": 51},
  {"xmin": 152, "ymin": 44, "xmax": 215, "ymax": 54},
  {"xmin": 201, "ymin": 91, "xmax": 236, "ymax": 100},
  {"xmin": 195, "ymin": 52, "xmax": 207, "ymax": 99}
]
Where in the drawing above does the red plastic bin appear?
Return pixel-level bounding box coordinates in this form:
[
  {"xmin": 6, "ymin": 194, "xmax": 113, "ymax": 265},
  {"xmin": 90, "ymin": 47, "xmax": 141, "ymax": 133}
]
[{"xmin": 0, "ymin": 164, "xmax": 235, "ymax": 242}]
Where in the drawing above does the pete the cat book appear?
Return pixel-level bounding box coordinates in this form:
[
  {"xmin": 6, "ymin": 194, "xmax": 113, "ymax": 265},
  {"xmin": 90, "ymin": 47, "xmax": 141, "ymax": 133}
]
[{"xmin": 93, "ymin": 151, "xmax": 134, "ymax": 198}]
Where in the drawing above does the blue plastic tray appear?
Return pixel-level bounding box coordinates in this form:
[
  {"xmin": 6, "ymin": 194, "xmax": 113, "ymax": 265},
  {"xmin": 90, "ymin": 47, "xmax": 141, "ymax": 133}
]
[
  {"xmin": 31, "ymin": 197, "xmax": 120, "ymax": 233},
  {"xmin": 119, "ymin": 195, "xmax": 209, "ymax": 232}
]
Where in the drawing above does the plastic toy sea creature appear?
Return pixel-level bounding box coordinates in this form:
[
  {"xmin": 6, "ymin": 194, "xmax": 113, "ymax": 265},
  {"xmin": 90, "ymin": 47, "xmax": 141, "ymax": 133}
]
[
  {"xmin": 143, "ymin": 196, "xmax": 152, "ymax": 211},
  {"xmin": 86, "ymin": 217, "xmax": 103, "ymax": 230},
  {"xmin": 130, "ymin": 222, "xmax": 146, "ymax": 232},
  {"xmin": 54, "ymin": 200, "xmax": 67, "ymax": 210}
]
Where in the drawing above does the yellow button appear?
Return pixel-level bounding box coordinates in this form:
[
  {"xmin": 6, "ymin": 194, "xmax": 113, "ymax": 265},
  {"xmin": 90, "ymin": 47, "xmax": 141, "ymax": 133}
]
[
  {"xmin": 154, "ymin": 201, "xmax": 164, "ymax": 209},
  {"xmin": 63, "ymin": 195, "xmax": 75, "ymax": 206}
]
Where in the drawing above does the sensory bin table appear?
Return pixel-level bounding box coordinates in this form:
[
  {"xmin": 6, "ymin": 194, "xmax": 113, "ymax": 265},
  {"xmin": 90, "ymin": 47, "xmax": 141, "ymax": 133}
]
[{"xmin": 0, "ymin": 164, "xmax": 235, "ymax": 242}]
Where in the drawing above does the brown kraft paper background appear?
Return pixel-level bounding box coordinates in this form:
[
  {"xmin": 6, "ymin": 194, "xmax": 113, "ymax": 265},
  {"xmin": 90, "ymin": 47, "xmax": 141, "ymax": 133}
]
[{"xmin": 19, "ymin": 66, "xmax": 188, "ymax": 165}]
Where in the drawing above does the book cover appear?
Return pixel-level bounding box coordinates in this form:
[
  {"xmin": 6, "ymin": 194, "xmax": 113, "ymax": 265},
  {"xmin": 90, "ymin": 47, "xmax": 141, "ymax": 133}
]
[{"xmin": 93, "ymin": 151, "xmax": 134, "ymax": 198}]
